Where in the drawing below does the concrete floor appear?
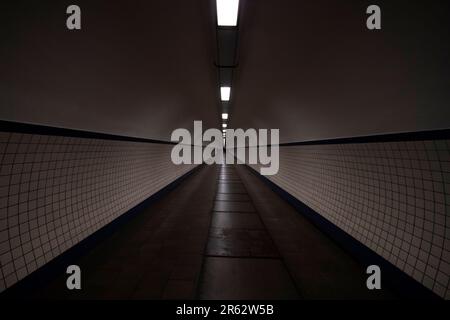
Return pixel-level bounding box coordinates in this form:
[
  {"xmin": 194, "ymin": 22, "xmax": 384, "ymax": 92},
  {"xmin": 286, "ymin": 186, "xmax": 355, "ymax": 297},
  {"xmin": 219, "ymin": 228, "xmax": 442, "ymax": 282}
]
[{"xmin": 22, "ymin": 164, "xmax": 395, "ymax": 299}]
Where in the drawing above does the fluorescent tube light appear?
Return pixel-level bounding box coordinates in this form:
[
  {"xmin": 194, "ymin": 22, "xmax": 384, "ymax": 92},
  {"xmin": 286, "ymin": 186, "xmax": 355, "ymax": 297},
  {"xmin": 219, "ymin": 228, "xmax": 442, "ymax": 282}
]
[
  {"xmin": 220, "ymin": 86, "xmax": 231, "ymax": 101},
  {"xmin": 216, "ymin": 0, "xmax": 239, "ymax": 26}
]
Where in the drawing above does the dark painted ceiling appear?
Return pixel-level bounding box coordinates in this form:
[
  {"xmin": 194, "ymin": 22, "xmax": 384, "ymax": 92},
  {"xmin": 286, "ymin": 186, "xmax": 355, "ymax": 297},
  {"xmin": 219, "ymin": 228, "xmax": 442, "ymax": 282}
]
[{"xmin": 1, "ymin": 0, "xmax": 450, "ymax": 142}]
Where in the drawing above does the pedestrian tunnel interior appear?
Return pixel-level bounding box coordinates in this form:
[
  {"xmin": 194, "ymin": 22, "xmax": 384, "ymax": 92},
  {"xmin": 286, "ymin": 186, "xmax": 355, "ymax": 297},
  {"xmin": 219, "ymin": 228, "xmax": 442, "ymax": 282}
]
[{"xmin": 0, "ymin": 0, "xmax": 449, "ymax": 300}]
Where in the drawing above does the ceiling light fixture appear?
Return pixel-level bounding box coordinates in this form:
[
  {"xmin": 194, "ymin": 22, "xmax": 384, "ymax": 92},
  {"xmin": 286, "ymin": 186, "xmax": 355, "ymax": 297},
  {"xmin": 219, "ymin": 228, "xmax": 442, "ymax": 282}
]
[
  {"xmin": 220, "ymin": 86, "xmax": 231, "ymax": 101},
  {"xmin": 222, "ymin": 113, "xmax": 229, "ymax": 120},
  {"xmin": 216, "ymin": 0, "xmax": 239, "ymax": 26}
]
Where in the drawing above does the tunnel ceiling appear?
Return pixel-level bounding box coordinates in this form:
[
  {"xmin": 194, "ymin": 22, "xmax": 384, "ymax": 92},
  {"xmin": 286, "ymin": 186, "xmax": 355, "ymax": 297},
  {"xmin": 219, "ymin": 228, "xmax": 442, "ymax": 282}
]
[
  {"xmin": 229, "ymin": 0, "xmax": 450, "ymax": 143},
  {"xmin": 1, "ymin": 1, "xmax": 450, "ymax": 143},
  {"xmin": 0, "ymin": 0, "xmax": 220, "ymax": 141}
]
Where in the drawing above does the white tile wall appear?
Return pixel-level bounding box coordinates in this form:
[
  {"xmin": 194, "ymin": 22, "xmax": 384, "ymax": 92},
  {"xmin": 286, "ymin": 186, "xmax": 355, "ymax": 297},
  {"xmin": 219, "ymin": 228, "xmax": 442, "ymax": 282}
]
[
  {"xmin": 0, "ymin": 132, "xmax": 196, "ymax": 293},
  {"xmin": 248, "ymin": 140, "xmax": 450, "ymax": 299}
]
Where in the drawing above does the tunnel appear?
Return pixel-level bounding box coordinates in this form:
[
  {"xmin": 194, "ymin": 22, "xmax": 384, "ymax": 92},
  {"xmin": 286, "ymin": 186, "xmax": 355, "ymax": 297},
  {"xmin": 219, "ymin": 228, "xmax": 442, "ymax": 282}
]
[{"xmin": 0, "ymin": 0, "xmax": 450, "ymax": 307}]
